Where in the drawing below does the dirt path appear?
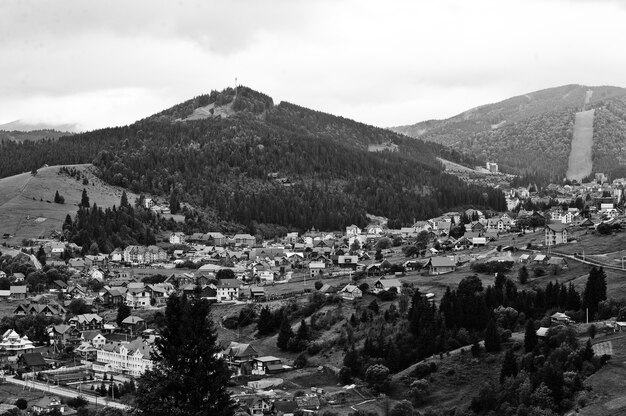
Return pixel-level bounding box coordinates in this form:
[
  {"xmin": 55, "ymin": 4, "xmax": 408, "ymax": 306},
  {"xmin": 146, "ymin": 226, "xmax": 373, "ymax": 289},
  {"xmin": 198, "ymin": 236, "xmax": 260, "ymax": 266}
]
[{"xmin": 566, "ymin": 109, "xmax": 594, "ymax": 181}]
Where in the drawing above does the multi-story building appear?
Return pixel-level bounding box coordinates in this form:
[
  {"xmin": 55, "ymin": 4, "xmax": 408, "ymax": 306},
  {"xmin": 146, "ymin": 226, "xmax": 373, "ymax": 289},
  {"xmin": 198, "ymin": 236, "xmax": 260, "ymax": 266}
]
[{"xmin": 95, "ymin": 338, "xmax": 154, "ymax": 377}]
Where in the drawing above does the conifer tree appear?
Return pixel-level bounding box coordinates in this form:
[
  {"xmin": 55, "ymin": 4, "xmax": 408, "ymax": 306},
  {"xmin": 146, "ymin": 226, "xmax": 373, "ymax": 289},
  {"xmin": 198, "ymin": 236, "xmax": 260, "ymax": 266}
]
[
  {"xmin": 500, "ymin": 348, "xmax": 518, "ymax": 383},
  {"xmin": 135, "ymin": 295, "xmax": 234, "ymax": 416},
  {"xmin": 524, "ymin": 319, "xmax": 538, "ymax": 353},
  {"xmin": 257, "ymin": 306, "xmax": 273, "ymax": 336},
  {"xmin": 484, "ymin": 319, "xmax": 501, "ymax": 352},
  {"xmin": 80, "ymin": 188, "xmax": 90, "ymax": 208},
  {"xmin": 120, "ymin": 190, "xmax": 129, "ymax": 208},
  {"xmin": 276, "ymin": 313, "xmax": 294, "ymax": 351}
]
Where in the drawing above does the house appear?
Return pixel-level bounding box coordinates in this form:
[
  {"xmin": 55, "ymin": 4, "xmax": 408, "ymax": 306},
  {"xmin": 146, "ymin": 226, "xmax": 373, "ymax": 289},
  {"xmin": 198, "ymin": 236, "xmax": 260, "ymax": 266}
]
[
  {"xmin": 102, "ymin": 287, "xmax": 127, "ymax": 306},
  {"xmin": 339, "ymin": 284, "xmax": 362, "ymax": 300},
  {"xmin": 338, "ymin": 255, "xmax": 359, "ymax": 270},
  {"xmin": 121, "ymin": 316, "xmax": 146, "ymax": 334},
  {"xmin": 69, "ymin": 314, "xmax": 104, "ymax": 331},
  {"xmin": 533, "ymin": 254, "xmax": 547, "ymax": 264},
  {"xmin": 146, "ymin": 284, "xmax": 168, "ymax": 307},
  {"xmin": 308, "ymin": 261, "xmax": 326, "ymax": 278},
  {"xmin": 217, "ymin": 279, "xmax": 240, "ymax": 301},
  {"xmin": 126, "ymin": 286, "xmax": 151, "ymax": 308},
  {"xmin": 233, "ymin": 234, "xmax": 256, "ymax": 247},
  {"xmin": 17, "ymin": 352, "xmax": 49, "ymax": 372},
  {"xmin": 319, "ymin": 283, "xmax": 337, "ymax": 295},
  {"xmin": 68, "ymin": 258, "xmax": 86, "ymax": 270},
  {"xmin": 373, "ymin": 278, "xmax": 402, "ymax": 293},
  {"xmin": 49, "ymin": 325, "xmax": 81, "ymax": 346},
  {"xmin": 345, "ymin": 224, "xmax": 362, "ymax": 237},
  {"xmin": 548, "ymin": 256, "xmax": 568, "ymax": 269},
  {"xmin": 536, "ymin": 327, "xmax": 550, "ymax": 338},
  {"xmin": 81, "ymin": 330, "xmax": 106, "ymax": 349},
  {"xmin": 9, "ymin": 285, "xmax": 27, "ymax": 300},
  {"xmin": 249, "ymin": 286, "xmax": 266, "ymax": 300},
  {"xmin": 87, "ymin": 267, "xmax": 105, "ymax": 281},
  {"xmin": 222, "ymin": 342, "xmax": 259, "ymax": 369},
  {"xmin": 169, "ymin": 232, "xmax": 186, "ymax": 245},
  {"xmin": 0, "ymin": 329, "xmax": 34, "ymax": 354},
  {"xmin": 205, "ymin": 232, "xmax": 228, "ymax": 246},
  {"xmin": 31, "ymin": 396, "xmax": 65, "ymax": 415},
  {"xmin": 245, "ymin": 397, "xmax": 272, "ymax": 416},
  {"xmin": 274, "ymin": 400, "xmax": 298, "ymax": 416},
  {"xmin": 545, "ymin": 224, "xmax": 568, "ymax": 246},
  {"xmin": 425, "ymin": 257, "xmax": 456, "ymax": 275},
  {"xmin": 295, "ymin": 394, "xmax": 321, "ymax": 411},
  {"xmin": 518, "ymin": 254, "xmax": 530, "ymax": 263},
  {"xmin": 551, "ymin": 312, "xmax": 573, "ymax": 325},
  {"xmin": 251, "ymin": 356, "xmax": 284, "ymax": 375},
  {"xmin": 0, "ymin": 271, "xmax": 5, "ymax": 279}
]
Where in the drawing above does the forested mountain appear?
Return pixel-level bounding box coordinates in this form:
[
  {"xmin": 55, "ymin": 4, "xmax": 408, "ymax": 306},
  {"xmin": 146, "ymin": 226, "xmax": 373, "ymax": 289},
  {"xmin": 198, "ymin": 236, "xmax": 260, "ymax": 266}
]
[
  {"xmin": 392, "ymin": 84, "xmax": 626, "ymax": 182},
  {"xmin": 0, "ymin": 87, "xmax": 505, "ymax": 233}
]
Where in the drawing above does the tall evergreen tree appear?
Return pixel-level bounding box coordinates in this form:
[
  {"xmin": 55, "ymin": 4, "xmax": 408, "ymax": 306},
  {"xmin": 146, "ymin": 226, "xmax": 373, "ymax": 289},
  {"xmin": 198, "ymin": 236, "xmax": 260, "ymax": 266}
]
[
  {"xmin": 484, "ymin": 319, "xmax": 501, "ymax": 352},
  {"xmin": 120, "ymin": 190, "xmax": 129, "ymax": 208},
  {"xmin": 500, "ymin": 348, "xmax": 518, "ymax": 383},
  {"xmin": 80, "ymin": 188, "xmax": 90, "ymax": 208},
  {"xmin": 116, "ymin": 303, "xmax": 132, "ymax": 327},
  {"xmin": 276, "ymin": 313, "xmax": 294, "ymax": 351},
  {"xmin": 135, "ymin": 295, "xmax": 234, "ymax": 416},
  {"xmin": 524, "ymin": 319, "xmax": 538, "ymax": 353},
  {"xmin": 256, "ymin": 306, "xmax": 273, "ymax": 336}
]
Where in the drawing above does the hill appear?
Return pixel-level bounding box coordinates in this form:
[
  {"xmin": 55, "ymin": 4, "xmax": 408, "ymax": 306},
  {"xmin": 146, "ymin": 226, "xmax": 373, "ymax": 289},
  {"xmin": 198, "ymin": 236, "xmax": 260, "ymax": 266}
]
[
  {"xmin": 392, "ymin": 84, "xmax": 626, "ymax": 182},
  {"xmin": 0, "ymin": 164, "xmax": 138, "ymax": 244},
  {"xmin": 0, "ymin": 87, "xmax": 506, "ymax": 234}
]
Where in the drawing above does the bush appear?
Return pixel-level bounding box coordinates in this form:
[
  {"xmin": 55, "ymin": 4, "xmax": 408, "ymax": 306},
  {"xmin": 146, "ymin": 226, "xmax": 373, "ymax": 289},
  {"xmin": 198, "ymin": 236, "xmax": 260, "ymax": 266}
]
[
  {"xmin": 67, "ymin": 396, "xmax": 88, "ymax": 408},
  {"xmin": 16, "ymin": 399, "xmax": 27, "ymax": 409},
  {"xmin": 411, "ymin": 363, "xmax": 432, "ymax": 379},
  {"xmin": 307, "ymin": 341, "xmax": 324, "ymax": 355},
  {"xmin": 294, "ymin": 353, "xmax": 308, "ymax": 369},
  {"xmin": 314, "ymin": 281, "xmax": 323, "ymax": 290},
  {"xmin": 533, "ymin": 267, "xmax": 545, "ymax": 277}
]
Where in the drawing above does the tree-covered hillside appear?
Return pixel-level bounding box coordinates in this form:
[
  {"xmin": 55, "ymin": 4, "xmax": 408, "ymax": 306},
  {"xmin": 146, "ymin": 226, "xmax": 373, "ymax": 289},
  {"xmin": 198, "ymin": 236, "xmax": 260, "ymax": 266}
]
[
  {"xmin": 392, "ymin": 84, "xmax": 626, "ymax": 182},
  {"xmin": 0, "ymin": 87, "xmax": 505, "ymax": 233}
]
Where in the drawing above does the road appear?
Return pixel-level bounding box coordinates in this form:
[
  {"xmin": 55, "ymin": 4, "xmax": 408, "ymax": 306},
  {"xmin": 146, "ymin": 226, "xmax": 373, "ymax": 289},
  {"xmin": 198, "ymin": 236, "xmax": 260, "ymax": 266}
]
[{"xmin": 5, "ymin": 376, "xmax": 130, "ymax": 410}]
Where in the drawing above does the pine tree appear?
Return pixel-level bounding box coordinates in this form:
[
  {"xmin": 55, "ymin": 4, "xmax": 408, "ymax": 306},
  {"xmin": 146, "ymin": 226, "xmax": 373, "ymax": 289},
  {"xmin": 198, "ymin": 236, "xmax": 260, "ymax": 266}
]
[
  {"xmin": 116, "ymin": 303, "xmax": 131, "ymax": 327},
  {"xmin": 62, "ymin": 214, "xmax": 73, "ymax": 231},
  {"xmin": 36, "ymin": 245, "xmax": 46, "ymax": 266},
  {"xmin": 80, "ymin": 188, "xmax": 90, "ymax": 208},
  {"xmin": 500, "ymin": 348, "xmax": 518, "ymax": 383},
  {"xmin": 120, "ymin": 191, "xmax": 129, "ymax": 208},
  {"xmin": 484, "ymin": 319, "xmax": 501, "ymax": 352},
  {"xmin": 276, "ymin": 313, "xmax": 294, "ymax": 351},
  {"xmin": 257, "ymin": 306, "xmax": 272, "ymax": 336},
  {"xmin": 135, "ymin": 295, "xmax": 234, "ymax": 416},
  {"xmin": 524, "ymin": 319, "xmax": 538, "ymax": 353},
  {"xmin": 296, "ymin": 319, "xmax": 309, "ymax": 342},
  {"xmin": 518, "ymin": 265, "xmax": 529, "ymax": 284}
]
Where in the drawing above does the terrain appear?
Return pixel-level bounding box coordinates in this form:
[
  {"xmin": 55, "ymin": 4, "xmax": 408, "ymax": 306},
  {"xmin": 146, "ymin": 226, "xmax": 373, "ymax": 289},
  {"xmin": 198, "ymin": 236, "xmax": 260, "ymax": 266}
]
[
  {"xmin": 392, "ymin": 84, "xmax": 626, "ymax": 182},
  {"xmin": 0, "ymin": 165, "xmax": 139, "ymax": 243},
  {"xmin": 0, "ymin": 87, "xmax": 506, "ymax": 233}
]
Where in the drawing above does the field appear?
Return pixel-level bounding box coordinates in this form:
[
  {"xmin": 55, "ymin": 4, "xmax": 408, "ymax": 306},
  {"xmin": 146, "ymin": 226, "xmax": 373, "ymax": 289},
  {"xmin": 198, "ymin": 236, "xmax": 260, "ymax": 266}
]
[
  {"xmin": 580, "ymin": 334, "xmax": 626, "ymax": 415},
  {"xmin": 566, "ymin": 109, "xmax": 594, "ymax": 181},
  {"xmin": 0, "ymin": 164, "xmax": 140, "ymax": 244}
]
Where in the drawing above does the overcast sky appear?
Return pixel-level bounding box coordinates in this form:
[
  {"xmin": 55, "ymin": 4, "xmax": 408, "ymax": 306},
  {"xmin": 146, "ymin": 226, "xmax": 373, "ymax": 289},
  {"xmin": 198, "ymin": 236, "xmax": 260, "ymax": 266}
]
[{"xmin": 1, "ymin": 0, "xmax": 625, "ymax": 131}]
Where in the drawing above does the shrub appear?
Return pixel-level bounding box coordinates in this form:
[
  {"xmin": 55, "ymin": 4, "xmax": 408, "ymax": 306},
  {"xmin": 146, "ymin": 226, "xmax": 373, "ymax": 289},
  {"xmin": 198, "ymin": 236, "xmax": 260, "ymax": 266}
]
[{"xmin": 16, "ymin": 399, "xmax": 28, "ymax": 410}]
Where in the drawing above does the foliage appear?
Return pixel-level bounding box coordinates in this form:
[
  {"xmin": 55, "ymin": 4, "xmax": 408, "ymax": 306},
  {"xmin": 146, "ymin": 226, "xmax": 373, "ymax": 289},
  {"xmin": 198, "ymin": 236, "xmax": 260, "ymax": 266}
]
[
  {"xmin": 116, "ymin": 303, "xmax": 132, "ymax": 326},
  {"xmin": 135, "ymin": 294, "xmax": 234, "ymax": 416}
]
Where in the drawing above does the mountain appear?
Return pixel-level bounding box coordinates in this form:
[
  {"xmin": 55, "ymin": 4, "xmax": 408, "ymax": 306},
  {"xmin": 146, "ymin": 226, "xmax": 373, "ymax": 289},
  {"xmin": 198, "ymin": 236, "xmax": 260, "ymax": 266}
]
[
  {"xmin": 0, "ymin": 87, "xmax": 505, "ymax": 234},
  {"xmin": 391, "ymin": 84, "xmax": 626, "ymax": 182},
  {"xmin": 0, "ymin": 120, "xmax": 76, "ymax": 143}
]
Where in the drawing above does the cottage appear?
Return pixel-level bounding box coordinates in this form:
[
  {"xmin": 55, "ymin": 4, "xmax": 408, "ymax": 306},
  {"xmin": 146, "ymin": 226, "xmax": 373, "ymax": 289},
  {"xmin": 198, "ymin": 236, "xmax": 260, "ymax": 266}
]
[
  {"xmin": 223, "ymin": 342, "xmax": 259, "ymax": 369},
  {"xmin": 121, "ymin": 316, "xmax": 146, "ymax": 334},
  {"xmin": 308, "ymin": 261, "xmax": 326, "ymax": 278},
  {"xmin": 274, "ymin": 401, "xmax": 298, "ymax": 416},
  {"xmin": 81, "ymin": 330, "xmax": 106, "ymax": 348},
  {"xmin": 233, "ymin": 234, "xmax": 256, "ymax": 247},
  {"xmin": 425, "ymin": 257, "xmax": 456, "ymax": 275},
  {"xmin": 245, "ymin": 397, "xmax": 272, "ymax": 416},
  {"xmin": 339, "ymin": 284, "xmax": 362, "ymax": 300},
  {"xmin": 9, "ymin": 285, "xmax": 27, "ymax": 301},
  {"xmin": 251, "ymin": 356, "xmax": 284, "ymax": 375},
  {"xmin": 17, "ymin": 352, "xmax": 49, "ymax": 372},
  {"xmin": 69, "ymin": 314, "xmax": 104, "ymax": 331},
  {"xmin": 169, "ymin": 232, "xmax": 186, "ymax": 245},
  {"xmin": 373, "ymin": 278, "xmax": 402, "ymax": 293},
  {"xmin": 31, "ymin": 396, "xmax": 65, "ymax": 415}
]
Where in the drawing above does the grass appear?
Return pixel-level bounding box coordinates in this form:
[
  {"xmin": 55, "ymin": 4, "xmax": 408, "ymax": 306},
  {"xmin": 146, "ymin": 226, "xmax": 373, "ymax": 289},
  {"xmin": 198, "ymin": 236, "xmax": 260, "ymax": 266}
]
[{"xmin": 0, "ymin": 164, "xmax": 139, "ymax": 244}]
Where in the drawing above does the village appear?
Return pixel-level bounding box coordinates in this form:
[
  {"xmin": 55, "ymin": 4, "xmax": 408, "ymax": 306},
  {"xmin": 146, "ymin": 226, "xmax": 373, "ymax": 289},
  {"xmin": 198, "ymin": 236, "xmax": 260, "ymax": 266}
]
[{"xmin": 0, "ymin": 171, "xmax": 625, "ymax": 415}]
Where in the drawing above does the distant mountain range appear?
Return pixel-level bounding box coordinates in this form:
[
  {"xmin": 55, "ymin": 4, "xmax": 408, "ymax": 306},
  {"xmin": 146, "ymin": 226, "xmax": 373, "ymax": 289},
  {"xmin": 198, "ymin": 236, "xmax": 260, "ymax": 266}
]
[
  {"xmin": 0, "ymin": 120, "xmax": 76, "ymax": 142},
  {"xmin": 391, "ymin": 84, "xmax": 626, "ymax": 182},
  {"xmin": 0, "ymin": 87, "xmax": 505, "ymax": 233}
]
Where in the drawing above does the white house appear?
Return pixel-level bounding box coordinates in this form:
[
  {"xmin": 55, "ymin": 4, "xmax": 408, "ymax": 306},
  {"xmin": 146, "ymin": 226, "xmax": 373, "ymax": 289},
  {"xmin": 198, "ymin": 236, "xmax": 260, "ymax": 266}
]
[
  {"xmin": 169, "ymin": 232, "xmax": 186, "ymax": 245},
  {"xmin": 309, "ymin": 261, "xmax": 326, "ymax": 278},
  {"xmin": 217, "ymin": 279, "xmax": 240, "ymax": 301},
  {"xmin": 345, "ymin": 225, "xmax": 361, "ymax": 238},
  {"xmin": 339, "ymin": 284, "xmax": 362, "ymax": 300}
]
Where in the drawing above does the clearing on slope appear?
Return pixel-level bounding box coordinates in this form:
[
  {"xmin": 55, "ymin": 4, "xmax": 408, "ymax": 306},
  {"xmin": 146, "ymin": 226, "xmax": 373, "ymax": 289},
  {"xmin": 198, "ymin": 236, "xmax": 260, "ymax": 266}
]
[
  {"xmin": 566, "ymin": 109, "xmax": 595, "ymax": 181},
  {"xmin": 0, "ymin": 164, "xmax": 138, "ymax": 243}
]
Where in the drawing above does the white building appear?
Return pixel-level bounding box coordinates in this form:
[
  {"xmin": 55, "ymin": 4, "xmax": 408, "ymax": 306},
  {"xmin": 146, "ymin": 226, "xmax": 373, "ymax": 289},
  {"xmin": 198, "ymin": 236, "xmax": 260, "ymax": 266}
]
[
  {"xmin": 95, "ymin": 338, "xmax": 154, "ymax": 377},
  {"xmin": 169, "ymin": 232, "xmax": 186, "ymax": 245},
  {"xmin": 0, "ymin": 329, "xmax": 34, "ymax": 354}
]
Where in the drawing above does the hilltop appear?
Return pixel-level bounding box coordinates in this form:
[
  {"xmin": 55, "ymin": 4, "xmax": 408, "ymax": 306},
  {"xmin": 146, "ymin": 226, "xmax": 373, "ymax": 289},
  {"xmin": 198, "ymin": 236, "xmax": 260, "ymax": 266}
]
[
  {"xmin": 0, "ymin": 164, "xmax": 138, "ymax": 243},
  {"xmin": 392, "ymin": 84, "xmax": 626, "ymax": 181},
  {"xmin": 0, "ymin": 86, "xmax": 506, "ymax": 234}
]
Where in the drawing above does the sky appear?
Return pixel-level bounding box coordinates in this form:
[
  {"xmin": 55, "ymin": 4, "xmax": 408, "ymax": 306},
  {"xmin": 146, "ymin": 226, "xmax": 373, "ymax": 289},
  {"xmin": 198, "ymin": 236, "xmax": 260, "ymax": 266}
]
[{"xmin": 1, "ymin": 0, "xmax": 626, "ymax": 132}]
